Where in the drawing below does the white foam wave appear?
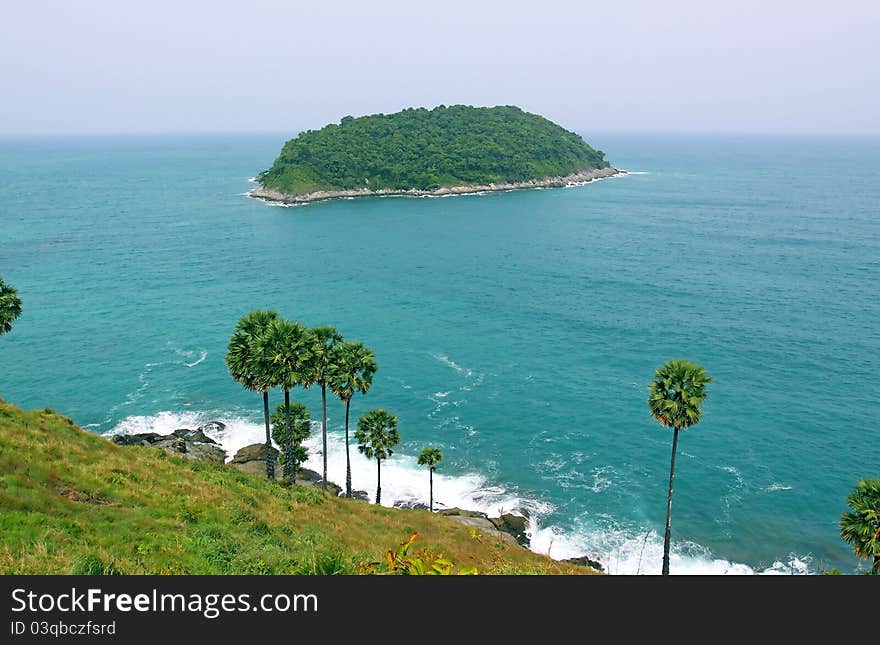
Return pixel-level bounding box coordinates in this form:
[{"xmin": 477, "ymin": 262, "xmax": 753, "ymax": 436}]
[
  {"xmin": 186, "ymin": 350, "xmax": 208, "ymax": 367},
  {"xmin": 106, "ymin": 409, "xmax": 813, "ymax": 575},
  {"xmin": 765, "ymin": 483, "xmax": 793, "ymax": 492}
]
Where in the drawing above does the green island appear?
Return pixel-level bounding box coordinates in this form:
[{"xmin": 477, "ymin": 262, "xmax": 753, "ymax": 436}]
[{"xmin": 251, "ymin": 104, "xmax": 621, "ymax": 204}]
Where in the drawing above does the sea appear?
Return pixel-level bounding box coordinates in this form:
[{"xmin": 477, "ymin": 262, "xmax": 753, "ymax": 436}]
[{"xmin": 1, "ymin": 131, "xmax": 877, "ymax": 574}]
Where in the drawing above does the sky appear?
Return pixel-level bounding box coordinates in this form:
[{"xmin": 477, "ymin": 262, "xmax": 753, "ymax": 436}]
[{"xmin": 1, "ymin": 0, "xmax": 878, "ymax": 135}]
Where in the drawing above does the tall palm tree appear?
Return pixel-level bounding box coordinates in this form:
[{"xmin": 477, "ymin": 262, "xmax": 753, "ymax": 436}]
[
  {"xmin": 839, "ymin": 478, "xmax": 880, "ymax": 574},
  {"xmin": 255, "ymin": 318, "xmax": 317, "ymax": 483},
  {"xmin": 270, "ymin": 401, "xmax": 311, "ymax": 484},
  {"xmin": 309, "ymin": 325, "xmax": 343, "ymax": 492},
  {"xmin": 225, "ymin": 310, "xmax": 278, "ymax": 480},
  {"xmin": 0, "ymin": 276, "xmax": 22, "ymax": 336},
  {"xmin": 648, "ymin": 358, "xmax": 712, "ymax": 576},
  {"xmin": 328, "ymin": 341, "xmax": 377, "ymax": 497},
  {"xmin": 355, "ymin": 408, "xmax": 400, "ymax": 505},
  {"xmin": 417, "ymin": 447, "xmax": 443, "ymax": 512}
]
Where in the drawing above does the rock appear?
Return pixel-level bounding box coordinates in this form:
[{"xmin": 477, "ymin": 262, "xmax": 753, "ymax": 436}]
[
  {"xmin": 563, "ymin": 555, "xmax": 605, "ymax": 573},
  {"xmin": 197, "ymin": 421, "xmax": 226, "ymax": 436},
  {"xmin": 111, "ymin": 432, "xmax": 162, "ymax": 446},
  {"xmin": 446, "ymin": 514, "xmax": 498, "ymax": 532},
  {"xmin": 293, "ymin": 467, "xmax": 343, "ymax": 496},
  {"xmin": 171, "ymin": 427, "xmax": 217, "ymax": 444},
  {"xmin": 185, "ymin": 442, "xmax": 227, "ymax": 464},
  {"xmin": 394, "ymin": 500, "xmax": 430, "ymax": 511},
  {"xmin": 229, "ymin": 443, "xmax": 278, "ymax": 479},
  {"xmin": 111, "ymin": 428, "xmax": 226, "ymax": 464},
  {"xmin": 438, "ymin": 508, "xmax": 489, "ymax": 520},
  {"xmin": 444, "ymin": 515, "xmax": 518, "ymax": 545},
  {"xmin": 489, "ymin": 513, "xmax": 530, "ymax": 548},
  {"xmin": 297, "ymin": 468, "xmax": 323, "ymax": 484}
]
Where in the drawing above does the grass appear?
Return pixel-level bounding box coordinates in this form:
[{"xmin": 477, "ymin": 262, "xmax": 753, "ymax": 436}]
[{"xmin": 0, "ymin": 398, "xmax": 596, "ymax": 575}]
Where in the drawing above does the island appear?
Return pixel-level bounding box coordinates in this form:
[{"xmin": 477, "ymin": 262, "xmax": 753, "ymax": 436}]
[{"xmin": 249, "ymin": 104, "xmax": 622, "ymax": 204}]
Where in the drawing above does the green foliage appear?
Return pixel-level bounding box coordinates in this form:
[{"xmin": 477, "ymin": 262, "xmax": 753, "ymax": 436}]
[
  {"xmin": 270, "ymin": 401, "xmax": 311, "ymax": 473},
  {"xmin": 291, "ymin": 548, "xmax": 357, "ymax": 575},
  {"xmin": 270, "ymin": 401, "xmax": 311, "ymax": 446},
  {"xmin": 648, "ymin": 359, "xmax": 712, "ymax": 430},
  {"xmin": 254, "ymin": 318, "xmax": 317, "ymax": 393},
  {"xmin": 260, "ymin": 105, "xmax": 609, "ymax": 195},
  {"xmin": 0, "ymin": 275, "xmax": 23, "ymax": 336},
  {"xmin": 70, "ymin": 554, "xmax": 123, "ymax": 576},
  {"xmin": 225, "ymin": 310, "xmax": 278, "ymax": 393},
  {"xmin": 355, "ymin": 409, "xmax": 400, "ymax": 462},
  {"xmin": 328, "ymin": 341, "xmax": 377, "ymax": 404},
  {"xmin": 417, "ymin": 447, "xmax": 443, "ymax": 470},
  {"xmin": 373, "ymin": 533, "xmax": 478, "ymax": 575},
  {"xmin": 839, "ymin": 478, "xmax": 880, "ymax": 574}
]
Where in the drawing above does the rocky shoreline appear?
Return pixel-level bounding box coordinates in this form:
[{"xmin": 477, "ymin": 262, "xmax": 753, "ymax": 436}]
[
  {"xmin": 110, "ymin": 421, "xmax": 604, "ymax": 572},
  {"xmin": 248, "ymin": 166, "xmax": 624, "ymax": 205}
]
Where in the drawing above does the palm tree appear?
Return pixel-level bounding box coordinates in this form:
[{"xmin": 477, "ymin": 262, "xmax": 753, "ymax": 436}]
[
  {"xmin": 328, "ymin": 341, "xmax": 377, "ymax": 497},
  {"xmin": 309, "ymin": 325, "xmax": 343, "ymax": 492},
  {"xmin": 839, "ymin": 478, "xmax": 880, "ymax": 574},
  {"xmin": 225, "ymin": 310, "xmax": 278, "ymax": 480},
  {"xmin": 355, "ymin": 408, "xmax": 400, "ymax": 505},
  {"xmin": 270, "ymin": 402, "xmax": 311, "ymax": 484},
  {"xmin": 0, "ymin": 276, "xmax": 22, "ymax": 336},
  {"xmin": 255, "ymin": 318, "xmax": 317, "ymax": 483},
  {"xmin": 417, "ymin": 447, "xmax": 443, "ymax": 512},
  {"xmin": 648, "ymin": 358, "xmax": 712, "ymax": 576}
]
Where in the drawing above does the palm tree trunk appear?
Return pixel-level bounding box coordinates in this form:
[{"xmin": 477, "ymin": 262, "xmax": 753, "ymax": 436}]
[
  {"xmin": 429, "ymin": 467, "xmax": 434, "ymax": 512},
  {"xmin": 284, "ymin": 389, "xmax": 293, "ymax": 484},
  {"xmin": 321, "ymin": 384, "xmax": 328, "ymax": 492},
  {"xmin": 662, "ymin": 426, "xmax": 679, "ymax": 575},
  {"xmin": 874, "ymin": 554, "xmax": 879, "ymax": 575},
  {"xmin": 344, "ymin": 398, "xmax": 352, "ymax": 498},
  {"xmin": 376, "ymin": 458, "xmax": 381, "ymax": 505},
  {"xmin": 263, "ymin": 391, "xmax": 274, "ymax": 481}
]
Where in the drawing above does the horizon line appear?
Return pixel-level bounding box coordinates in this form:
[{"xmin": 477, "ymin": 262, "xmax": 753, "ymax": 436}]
[{"xmin": 1, "ymin": 128, "xmax": 879, "ymax": 139}]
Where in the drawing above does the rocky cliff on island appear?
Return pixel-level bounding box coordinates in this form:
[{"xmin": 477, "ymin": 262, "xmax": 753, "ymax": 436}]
[{"xmin": 249, "ymin": 166, "xmax": 622, "ymax": 205}]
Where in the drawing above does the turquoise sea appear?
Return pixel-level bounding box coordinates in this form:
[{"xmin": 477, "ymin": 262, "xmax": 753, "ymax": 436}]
[{"xmin": 1, "ymin": 132, "xmax": 877, "ymax": 574}]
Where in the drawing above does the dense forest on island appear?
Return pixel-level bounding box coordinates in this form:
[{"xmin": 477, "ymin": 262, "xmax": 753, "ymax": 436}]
[{"xmin": 259, "ymin": 105, "xmax": 610, "ymax": 195}]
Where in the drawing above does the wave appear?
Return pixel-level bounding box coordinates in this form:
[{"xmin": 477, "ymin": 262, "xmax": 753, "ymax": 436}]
[
  {"xmin": 765, "ymin": 483, "xmax": 793, "ymax": 492},
  {"xmin": 106, "ymin": 409, "xmax": 813, "ymax": 575}
]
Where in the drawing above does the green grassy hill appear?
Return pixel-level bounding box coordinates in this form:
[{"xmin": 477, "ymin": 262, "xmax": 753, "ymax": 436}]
[
  {"xmin": 0, "ymin": 398, "xmax": 594, "ymax": 575},
  {"xmin": 259, "ymin": 104, "xmax": 610, "ymax": 195}
]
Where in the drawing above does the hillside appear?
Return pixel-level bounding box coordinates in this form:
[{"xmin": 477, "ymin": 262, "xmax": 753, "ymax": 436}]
[
  {"xmin": 253, "ymin": 105, "xmax": 616, "ymax": 202},
  {"xmin": 0, "ymin": 398, "xmax": 595, "ymax": 575}
]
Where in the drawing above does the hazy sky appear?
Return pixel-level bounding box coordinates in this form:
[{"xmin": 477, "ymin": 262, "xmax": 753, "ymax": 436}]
[{"xmin": 2, "ymin": 0, "xmax": 877, "ymax": 135}]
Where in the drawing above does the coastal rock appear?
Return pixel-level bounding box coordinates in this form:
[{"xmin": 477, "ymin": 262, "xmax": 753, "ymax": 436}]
[
  {"xmin": 563, "ymin": 555, "xmax": 605, "ymax": 573},
  {"xmin": 111, "ymin": 432, "xmax": 162, "ymax": 446},
  {"xmin": 393, "ymin": 500, "xmax": 430, "ymax": 511},
  {"xmin": 295, "ymin": 467, "xmax": 343, "ymax": 496},
  {"xmin": 229, "ymin": 443, "xmax": 278, "ymax": 479},
  {"xmin": 445, "ymin": 514, "xmax": 498, "ymax": 533},
  {"xmin": 438, "ymin": 508, "xmax": 490, "ymax": 520},
  {"xmin": 111, "ymin": 430, "xmax": 227, "ymax": 464},
  {"xmin": 197, "ymin": 420, "xmax": 226, "ymax": 436},
  {"xmin": 489, "ymin": 513, "xmax": 530, "ymax": 548},
  {"xmin": 171, "ymin": 427, "xmax": 217, "ymax": 445},
  {"xmin": 249, "ymin": 167, "xmax": 624, "ymax": 206}
]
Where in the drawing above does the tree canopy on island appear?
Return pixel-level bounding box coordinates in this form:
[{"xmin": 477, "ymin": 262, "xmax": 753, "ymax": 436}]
[{"xmin": 259, "ymin": 105, "xmax": 609, "ymax": 195}]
